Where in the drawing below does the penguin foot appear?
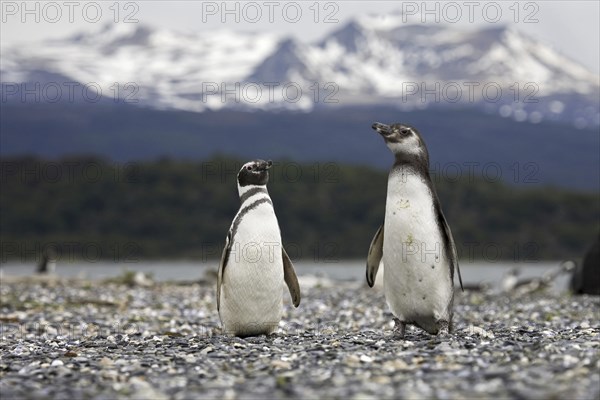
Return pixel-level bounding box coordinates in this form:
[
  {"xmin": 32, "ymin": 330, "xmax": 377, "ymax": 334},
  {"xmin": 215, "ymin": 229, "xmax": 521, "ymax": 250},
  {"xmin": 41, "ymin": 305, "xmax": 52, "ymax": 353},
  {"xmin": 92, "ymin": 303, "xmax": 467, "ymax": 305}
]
[
  {"xmin": 393, "ymin": 318, "xmax": 406, "ymax": 339},
  {"xmin": 437, "ymin": 320, "xmax": 450, "ymax": 336}
]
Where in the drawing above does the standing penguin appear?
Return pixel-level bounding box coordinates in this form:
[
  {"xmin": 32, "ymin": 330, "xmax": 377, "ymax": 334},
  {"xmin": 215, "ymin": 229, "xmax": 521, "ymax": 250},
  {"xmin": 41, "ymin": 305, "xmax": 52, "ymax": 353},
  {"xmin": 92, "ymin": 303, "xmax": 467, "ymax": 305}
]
[
  {"xmin": 366, "ymin": 122, "xmax": 463, "ymax": 337},
  {"xmin": 217, "ymin": 159, "xmax": 301, "ymax": 337},
  {"xmin": 37, "ymin": 247, "xmax": 57, "ymax": 274}
]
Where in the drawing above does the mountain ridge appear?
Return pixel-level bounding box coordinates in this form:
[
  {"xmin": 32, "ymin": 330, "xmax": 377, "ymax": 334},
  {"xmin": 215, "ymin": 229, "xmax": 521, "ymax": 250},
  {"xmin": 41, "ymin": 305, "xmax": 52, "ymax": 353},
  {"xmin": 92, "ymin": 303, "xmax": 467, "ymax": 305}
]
[
  {"xmin": 1, "ymin": 102, "xmax": 598, "ymax": 190},
  {"xmin": 2, "ymin": 19, "xmax": 598, "ymax": 126},
  {"xmin": 2, "ymin": 18, "xmax": 598, "ymax": 190}
]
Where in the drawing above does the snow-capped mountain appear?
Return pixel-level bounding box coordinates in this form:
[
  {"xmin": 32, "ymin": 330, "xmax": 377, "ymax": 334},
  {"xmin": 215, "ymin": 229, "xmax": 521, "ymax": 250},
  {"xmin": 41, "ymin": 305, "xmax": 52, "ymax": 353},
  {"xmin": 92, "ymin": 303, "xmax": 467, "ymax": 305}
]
[
  {"xmin": 2, "ymin": 18, "xmax": 599, "ymax": 126},
  {"xmin": 1, "ymin": 23, "xmax": 280, "ymax": 111}
]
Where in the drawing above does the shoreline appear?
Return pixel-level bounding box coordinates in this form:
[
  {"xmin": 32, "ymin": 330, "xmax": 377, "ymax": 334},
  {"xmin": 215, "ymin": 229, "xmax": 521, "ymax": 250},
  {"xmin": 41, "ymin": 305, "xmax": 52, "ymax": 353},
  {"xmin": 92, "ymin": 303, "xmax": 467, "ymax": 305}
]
[{"xmin": 1, "ymin": 278, "xmax": 598, "ymax": 399}]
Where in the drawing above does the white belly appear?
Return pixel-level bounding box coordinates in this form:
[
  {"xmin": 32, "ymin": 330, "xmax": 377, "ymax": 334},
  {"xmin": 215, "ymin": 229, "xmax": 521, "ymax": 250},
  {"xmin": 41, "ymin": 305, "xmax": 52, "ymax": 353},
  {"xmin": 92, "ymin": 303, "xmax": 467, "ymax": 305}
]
[
  {"xmin": 220, "ymin": 202, "xmax": 285, "ymax": 336},
  {"xmin": 382, "ymin": 172, "xmax": 453, "ymax": 332}
]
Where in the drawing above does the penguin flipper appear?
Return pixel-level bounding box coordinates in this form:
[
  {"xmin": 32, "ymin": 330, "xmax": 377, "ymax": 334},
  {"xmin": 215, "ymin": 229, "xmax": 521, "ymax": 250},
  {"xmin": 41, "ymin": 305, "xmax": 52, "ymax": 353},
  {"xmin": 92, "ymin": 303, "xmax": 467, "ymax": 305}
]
[
  {"xmin": 439, "ymin": 211, "xmax": 463, "ymax": 292},
  {"xmin": 366, "ymin": 225, "xmax": 384, "ymax": 287},
  {"xmin": 282, "ymin": 247, "xmax": 301, "ymax": 307},
  {"xmin": 217, "ymin": 232, "xmax": 232, "ymax": 312}
]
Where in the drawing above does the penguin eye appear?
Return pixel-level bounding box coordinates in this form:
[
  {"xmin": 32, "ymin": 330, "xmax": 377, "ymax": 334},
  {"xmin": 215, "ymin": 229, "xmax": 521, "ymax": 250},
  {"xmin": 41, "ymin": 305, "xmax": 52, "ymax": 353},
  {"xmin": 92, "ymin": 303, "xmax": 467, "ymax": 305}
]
[
  {"xmin": 247, "ymin": 166, "xmax": 253, "ymax": 171},
  {"xmin": 400, "ymin": 129, "xmax": 410, "ymax": 135}
]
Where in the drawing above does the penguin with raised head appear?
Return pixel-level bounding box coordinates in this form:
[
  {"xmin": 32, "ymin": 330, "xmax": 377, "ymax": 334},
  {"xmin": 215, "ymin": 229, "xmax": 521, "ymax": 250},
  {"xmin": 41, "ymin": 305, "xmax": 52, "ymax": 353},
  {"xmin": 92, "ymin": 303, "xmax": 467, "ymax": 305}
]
[
  {"xmin": 217, "ymin": 159, "xmax": 301, "ymax": 337},
  {"xmin": 366, "ymin": 122, "xmax": 463, "ymax": 337}
]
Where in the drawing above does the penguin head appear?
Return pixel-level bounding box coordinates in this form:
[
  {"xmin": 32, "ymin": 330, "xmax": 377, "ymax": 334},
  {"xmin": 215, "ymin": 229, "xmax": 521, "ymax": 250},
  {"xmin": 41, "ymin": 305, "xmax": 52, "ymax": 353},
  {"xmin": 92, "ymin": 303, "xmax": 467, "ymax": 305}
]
[
  {"xmin": 237, "ymin": 159, "xmax": 273, "ymax": 187},
  {"xmin": 372, "ymin": 122, "xmax": 429, "ymax": 162}
]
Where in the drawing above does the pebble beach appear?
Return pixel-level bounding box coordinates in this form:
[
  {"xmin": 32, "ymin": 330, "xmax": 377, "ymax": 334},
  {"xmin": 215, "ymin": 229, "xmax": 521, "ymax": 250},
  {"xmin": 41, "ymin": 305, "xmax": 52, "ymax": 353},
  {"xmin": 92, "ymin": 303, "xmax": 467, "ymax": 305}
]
[{"xmin": 1, "ymin": 275, "xmax": 598, "ymax": 400}]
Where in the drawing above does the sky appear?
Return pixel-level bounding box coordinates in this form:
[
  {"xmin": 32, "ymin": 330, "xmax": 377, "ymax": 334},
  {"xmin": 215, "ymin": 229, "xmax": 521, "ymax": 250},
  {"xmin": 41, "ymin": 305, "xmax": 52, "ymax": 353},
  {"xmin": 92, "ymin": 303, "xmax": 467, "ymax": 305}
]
[{"xmin": 1, "ymin": 1, "xmax": 599, "ymax": 73}]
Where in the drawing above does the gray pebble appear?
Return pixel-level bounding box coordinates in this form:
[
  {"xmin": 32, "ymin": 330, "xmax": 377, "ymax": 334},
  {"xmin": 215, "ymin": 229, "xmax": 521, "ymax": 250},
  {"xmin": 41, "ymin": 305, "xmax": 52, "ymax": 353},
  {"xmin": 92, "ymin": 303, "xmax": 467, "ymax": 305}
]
[{"xmin": 0, "ymin": 279, "xmax": 598, "ymax": 399}]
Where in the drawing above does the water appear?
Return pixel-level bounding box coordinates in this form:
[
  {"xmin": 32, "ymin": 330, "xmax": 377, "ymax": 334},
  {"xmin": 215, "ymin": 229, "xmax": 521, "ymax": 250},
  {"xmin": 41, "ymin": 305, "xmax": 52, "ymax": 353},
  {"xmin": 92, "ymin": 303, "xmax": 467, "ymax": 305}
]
[{"xmin": 0, "ymin": 260, "xmax": 572, "ymax": 292}]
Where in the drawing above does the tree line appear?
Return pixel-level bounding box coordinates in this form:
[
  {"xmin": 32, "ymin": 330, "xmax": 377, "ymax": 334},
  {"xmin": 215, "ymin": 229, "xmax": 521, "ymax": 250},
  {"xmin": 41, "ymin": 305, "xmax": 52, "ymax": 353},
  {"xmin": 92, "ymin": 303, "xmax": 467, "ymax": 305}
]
[{"xmin": 1, "ymin": 156, "xmax": 598, "ymax": 263}]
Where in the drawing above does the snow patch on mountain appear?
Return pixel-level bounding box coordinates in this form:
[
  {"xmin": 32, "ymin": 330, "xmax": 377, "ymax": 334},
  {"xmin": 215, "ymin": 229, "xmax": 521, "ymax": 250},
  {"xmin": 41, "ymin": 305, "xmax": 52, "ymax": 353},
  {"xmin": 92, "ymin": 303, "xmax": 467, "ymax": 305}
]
[{"xmin": 2, "ymin": 19, "xmax": 598, "ymax": 125}]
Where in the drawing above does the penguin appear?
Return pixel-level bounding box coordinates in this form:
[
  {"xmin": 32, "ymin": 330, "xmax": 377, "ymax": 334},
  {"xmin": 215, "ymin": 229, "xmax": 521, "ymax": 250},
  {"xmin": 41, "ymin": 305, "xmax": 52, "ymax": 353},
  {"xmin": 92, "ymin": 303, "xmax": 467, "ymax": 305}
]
[
  {"xmin": 217, "ymin": 159, "xmax": 301, "ymax": 337},
  {"xmin": 501, "ymin": 267, "xmax": 520, "ymax": 292},
  {"xmin": 37, "ymin": 247, "xmax": 57, "ymax": 274},
  {"xmin": 570, "ymin": 234, "xmax": 600, "ymax": 295},
  {"xmin": 503, "ymin": 262, "xmax": 574, "ymax": 296},
  {"xmin": 366, "ymin": 122, "xmax": 463, "ymax": 338},
  {"xmin": 461, "ymin": 281, "xmax": 491, "ymax": 292}
]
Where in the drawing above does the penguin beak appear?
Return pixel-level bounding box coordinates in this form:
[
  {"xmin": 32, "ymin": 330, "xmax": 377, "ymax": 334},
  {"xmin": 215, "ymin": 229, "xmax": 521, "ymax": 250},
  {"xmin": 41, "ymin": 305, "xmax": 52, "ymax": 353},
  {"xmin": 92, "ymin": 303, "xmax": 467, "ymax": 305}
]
[
  {"xmin": 372, "ymin": 122, "xmax": 391, "ymax": 136},
  {"xmin": 258, "ymin": 160, "xmax": 272, "ymax": 171}
]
